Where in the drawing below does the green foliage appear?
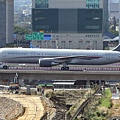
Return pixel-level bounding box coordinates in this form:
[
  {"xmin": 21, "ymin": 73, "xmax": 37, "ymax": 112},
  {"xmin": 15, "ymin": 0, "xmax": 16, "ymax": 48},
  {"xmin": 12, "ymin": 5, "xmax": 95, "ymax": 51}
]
[
  {"xmin": 109, "ymin": 30, "xmax": 119, "ymax": 36},
  {"xmin": 81, "ymin": 89, "xmax": 111, "ymax": 120},
  {"xmin": 83, "ymin": 107, "xmax": 109, "ymax": 120},
  {"xmin": 114, "ymin": 103, "xmax": 119, "ymax": 109},
  {"xmin": 6, "ymin": 43, "xmax": 15, "ymax": 47},
  {"xmin": 45, "ymin": 91, "xmax": 54, "ymax": 98},
  {"xmin": 14, "ymin": 26, "xmax": 31, "ymax": 35},
  {"xmin": 99, "ymin": 89, "xmax": 112, "ymax": 108},
  {"xmin": 104, "ymin": 47, "xmax": 110, "ymax": 50}
]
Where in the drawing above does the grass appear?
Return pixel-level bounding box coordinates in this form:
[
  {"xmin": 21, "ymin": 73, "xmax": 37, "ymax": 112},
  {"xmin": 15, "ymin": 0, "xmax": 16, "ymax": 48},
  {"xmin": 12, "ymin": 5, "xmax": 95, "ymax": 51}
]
[
  {"xmin": 114, "ymin": 103, "xmax": 119, "ymax": 109},
  {"xmin": 99, "ymin": 88, "xmax": 112, "ymax": 108}
]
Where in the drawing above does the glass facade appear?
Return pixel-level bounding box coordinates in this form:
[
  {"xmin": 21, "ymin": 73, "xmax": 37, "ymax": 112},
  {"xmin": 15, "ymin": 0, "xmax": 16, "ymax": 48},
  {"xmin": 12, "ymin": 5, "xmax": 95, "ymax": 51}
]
[
  {"xmin": 59, "ymin": 9, "xmax": 77, "ymax": 33},
  {"xmin": 32, "ymin": 8, "xmax": 102, "ymax": 33},
  {"xmin": 86, "ymin": 0, "xmax": 100, "ymax": 8},
  {"xmin": 78, "ymin": 9, "xmax": 102, "ymax": 33},
  {"xmin": 32, "ymin": 9, "xmax": 58, "ymax": 32},
  {"xmin": 35, "ymin": 0, "xmax": 48, "ymax": 8},
  {"xmin": 0, "ymin": 0, "xmax": 6, "ymax": 47}
]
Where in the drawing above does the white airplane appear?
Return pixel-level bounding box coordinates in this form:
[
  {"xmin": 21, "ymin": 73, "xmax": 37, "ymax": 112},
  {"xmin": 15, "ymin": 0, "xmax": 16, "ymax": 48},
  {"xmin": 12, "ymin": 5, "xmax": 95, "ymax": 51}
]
[{"xmin": 0, "ymin": 45, "xmax": 120, "ymax": 70}]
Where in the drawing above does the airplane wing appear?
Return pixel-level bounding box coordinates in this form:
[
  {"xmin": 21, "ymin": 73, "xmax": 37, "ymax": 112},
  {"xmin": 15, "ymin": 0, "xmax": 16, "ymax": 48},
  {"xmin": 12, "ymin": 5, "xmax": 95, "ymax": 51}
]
[{"xmin": 51, "ymin": 55, "xmax": 101, "ymax": 63}]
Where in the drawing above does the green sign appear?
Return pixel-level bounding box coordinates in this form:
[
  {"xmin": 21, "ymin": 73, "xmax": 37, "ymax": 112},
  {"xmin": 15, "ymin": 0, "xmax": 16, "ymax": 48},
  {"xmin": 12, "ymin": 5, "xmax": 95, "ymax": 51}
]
[
  {"xmin": 25, "ymin": 32, "xmax": 44, "ymax": 40},
  {"xmin": 40, "ymin": 32, "xmax": 44, "ymax": 40},
  {"xmin": 32, "ymin": 32, "xmax": 40, "ymax": 40},
  {"xmin": 32, "ymin": 32, "xmax": 44, "ymax": 40},
  {"xmin": 25, "ymin": 34, "xmax": 33, "ymax": 40}
]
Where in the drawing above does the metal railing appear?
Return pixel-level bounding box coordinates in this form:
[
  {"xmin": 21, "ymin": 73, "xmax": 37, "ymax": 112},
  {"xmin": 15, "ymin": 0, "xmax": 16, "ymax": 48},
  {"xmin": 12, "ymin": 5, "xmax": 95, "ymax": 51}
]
[{"xmin": 70, "ymin": 86, "xmax": 100, "ymax": 120}]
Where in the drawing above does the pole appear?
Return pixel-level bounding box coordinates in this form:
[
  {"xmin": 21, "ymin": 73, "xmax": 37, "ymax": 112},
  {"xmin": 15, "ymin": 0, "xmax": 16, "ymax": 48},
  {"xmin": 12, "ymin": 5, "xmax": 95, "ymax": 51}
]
[
  {"xmin": 118, "ymin": 0, "xmax": 120, "ymax": 44},
  {"xmin": 56, "ymin": 35, "xmax": 58, "ymax": 49}
]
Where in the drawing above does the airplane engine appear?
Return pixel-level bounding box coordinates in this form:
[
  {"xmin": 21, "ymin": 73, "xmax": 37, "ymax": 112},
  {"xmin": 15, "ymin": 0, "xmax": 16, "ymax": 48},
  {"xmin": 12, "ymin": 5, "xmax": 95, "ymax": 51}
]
[{"xmin": 39, "ymin": 58, "xmax": 59, "ymax": 67}]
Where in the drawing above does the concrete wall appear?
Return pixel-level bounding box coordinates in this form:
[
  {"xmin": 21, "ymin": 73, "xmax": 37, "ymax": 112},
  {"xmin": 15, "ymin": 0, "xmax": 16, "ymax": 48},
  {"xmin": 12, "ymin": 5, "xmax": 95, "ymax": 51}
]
[
  {"xmin": 33, "ymin": 33, "xmax": 103, "ymax": 50},
  {"xmin": 49, "ymin": 0, "xmax": 86, "ymax": 8},
  {"xmin": 0, "ymin": 70, "xmax": 120, "ymax": 81}
]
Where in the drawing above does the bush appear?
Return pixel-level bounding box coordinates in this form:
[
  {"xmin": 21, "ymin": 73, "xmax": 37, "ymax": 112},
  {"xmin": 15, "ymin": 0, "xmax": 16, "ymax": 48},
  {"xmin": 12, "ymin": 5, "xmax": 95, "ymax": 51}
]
[{"xmin": 99, "ymin": 89, "xmax": 112, "ymax": 108}]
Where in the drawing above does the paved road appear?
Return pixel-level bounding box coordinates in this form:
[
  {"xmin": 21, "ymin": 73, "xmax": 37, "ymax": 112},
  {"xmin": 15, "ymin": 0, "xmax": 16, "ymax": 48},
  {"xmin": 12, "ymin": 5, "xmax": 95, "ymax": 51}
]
[
  {"xmin": 7, "ymin": 66, "xmax": 120, "ymax": 71},
  {"xmin": 3, "ymin": 62, "xmax": 120, "ymax": 71},
  {"xmin": 0, "ymin": 94, "xmax": 44, "ymax": 120}
]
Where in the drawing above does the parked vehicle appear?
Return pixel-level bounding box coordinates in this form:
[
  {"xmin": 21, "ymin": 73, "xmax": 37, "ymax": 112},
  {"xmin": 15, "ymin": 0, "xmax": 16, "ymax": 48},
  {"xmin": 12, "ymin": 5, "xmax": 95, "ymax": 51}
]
[{"xmin": 0, "ymin": 63, "xmax": 8, "ymax": 69}]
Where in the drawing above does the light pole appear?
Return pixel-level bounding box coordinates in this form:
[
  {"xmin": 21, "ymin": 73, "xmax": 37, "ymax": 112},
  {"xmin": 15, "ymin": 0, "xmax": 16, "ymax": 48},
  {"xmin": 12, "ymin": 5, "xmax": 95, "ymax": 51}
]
[
  {"xmin": 56, "ymin": 35, "xmax": 58, "ymax": 49},
  {"xmin": 79, "ymin": 38, "xmax": 83, "ymax": 49},
  {"xmin": 119, "ymin": 0, "xmax": 120, "ymax": 44},
  {"xmin": 45, "ymin": 40, "xmax": 48, "ymax": 48},
  {"xmin": 16, "ymin": 34, "xmax": 20, "ymax": 47}
]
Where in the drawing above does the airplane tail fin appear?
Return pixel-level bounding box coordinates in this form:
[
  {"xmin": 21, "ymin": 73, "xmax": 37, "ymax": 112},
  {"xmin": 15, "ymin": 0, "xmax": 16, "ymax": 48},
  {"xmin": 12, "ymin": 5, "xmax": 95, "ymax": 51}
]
[{"xmin": 112, "ymin": 44, "xmax": 120, "ymax": 51}]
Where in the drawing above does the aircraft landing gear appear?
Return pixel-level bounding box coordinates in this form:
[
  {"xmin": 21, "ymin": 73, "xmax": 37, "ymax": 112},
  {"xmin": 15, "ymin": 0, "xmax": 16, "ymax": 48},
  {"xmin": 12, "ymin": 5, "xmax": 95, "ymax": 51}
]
[
  {"xmin": 61, "ymin": 63, "xmax": 69, "ymax": 70},
  {"xmin": 61, "ymin": 66, "xmax": 69, "ymax": 70}
]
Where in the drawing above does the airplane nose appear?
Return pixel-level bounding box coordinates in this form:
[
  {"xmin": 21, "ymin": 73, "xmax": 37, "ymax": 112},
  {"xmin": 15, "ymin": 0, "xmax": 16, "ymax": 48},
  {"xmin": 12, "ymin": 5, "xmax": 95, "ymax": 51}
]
[
  {"xmin": 1, "ymin": 50, "xmax": 6, "ymax": 57},
  {"xmin": 0, "ymin": 50, "xmax": 3, "ymax": 61},
  {"xmin": 0, "ymin": 50, "xmax": 1, "ymax": 57}
]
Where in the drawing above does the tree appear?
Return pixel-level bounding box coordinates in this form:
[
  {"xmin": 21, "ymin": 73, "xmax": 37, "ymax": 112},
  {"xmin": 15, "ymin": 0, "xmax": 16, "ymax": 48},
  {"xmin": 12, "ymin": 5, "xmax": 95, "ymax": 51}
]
[
  {"xmin": 14, "ymin": 26, "xmax": 31, "ymax": 35},
  {"xmin": 13, "ymin": 26, "xmax": 31, "ymax": 47},
  {"xmin": 109, "ymin": 30, "xmax": 119, "ymax": 36}
]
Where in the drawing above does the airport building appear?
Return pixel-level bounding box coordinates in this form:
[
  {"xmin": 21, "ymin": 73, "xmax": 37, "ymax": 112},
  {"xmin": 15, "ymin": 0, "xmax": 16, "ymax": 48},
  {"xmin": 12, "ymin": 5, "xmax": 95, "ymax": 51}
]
[
  {"xmin": 32, "ymin": 0, "xmax": 108, "ymax": 50},
  {"xmin": 0, "ymin": 0, "xmax": 14, "ymax": 47}
]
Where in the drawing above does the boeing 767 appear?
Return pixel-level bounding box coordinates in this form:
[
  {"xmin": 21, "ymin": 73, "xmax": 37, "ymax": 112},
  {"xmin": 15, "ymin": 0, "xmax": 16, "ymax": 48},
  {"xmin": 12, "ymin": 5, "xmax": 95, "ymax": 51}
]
[{"xmin": 0, "ymin": 45, "xmax": 120, "ymax": 70}]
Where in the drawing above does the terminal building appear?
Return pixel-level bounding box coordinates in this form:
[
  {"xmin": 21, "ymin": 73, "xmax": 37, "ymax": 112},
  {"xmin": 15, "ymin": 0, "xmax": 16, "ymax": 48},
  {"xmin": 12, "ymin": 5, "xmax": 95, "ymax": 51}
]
[
  {"xmin": 0, "ymin": 0, "xmax": 14, "ymax": 47},
  {"xmin": 32, "ymin": 0, "xmax": 108, "ymax": 50}
]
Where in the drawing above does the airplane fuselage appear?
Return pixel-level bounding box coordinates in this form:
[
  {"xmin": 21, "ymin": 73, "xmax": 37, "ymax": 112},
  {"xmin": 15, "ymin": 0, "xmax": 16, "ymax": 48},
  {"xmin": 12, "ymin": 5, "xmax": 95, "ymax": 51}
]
[{"xmin": 0, "ymin": 48, "xmax": 120, "ymax": 65}]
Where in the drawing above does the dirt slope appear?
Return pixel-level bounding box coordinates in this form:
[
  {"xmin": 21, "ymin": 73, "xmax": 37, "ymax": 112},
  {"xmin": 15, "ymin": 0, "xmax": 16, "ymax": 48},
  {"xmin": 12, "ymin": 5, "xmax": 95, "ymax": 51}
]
[{"xmin": 0, "ymin": 94, "xmax": 44, "ymax": 120}]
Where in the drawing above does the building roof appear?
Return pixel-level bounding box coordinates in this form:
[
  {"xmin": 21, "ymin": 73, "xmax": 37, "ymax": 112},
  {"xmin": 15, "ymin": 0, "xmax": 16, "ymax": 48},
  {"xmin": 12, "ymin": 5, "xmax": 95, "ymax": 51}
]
[
  {"xmin": 103, "ymin": 36, "xmax": 119, "ymax": 42},
  {"xmin": 53, "ymin": 82, "xmax": 75, "ymax": 85},
  {"xmin": 103, "ymin": 32, "xmax": 117, "ymax": 39}
]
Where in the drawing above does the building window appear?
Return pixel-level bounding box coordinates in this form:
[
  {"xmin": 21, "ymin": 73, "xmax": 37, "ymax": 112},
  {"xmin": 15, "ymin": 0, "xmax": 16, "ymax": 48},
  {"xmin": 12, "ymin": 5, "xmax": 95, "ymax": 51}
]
[
  {"xmin": 85, "ymin": 25, "xmax": 100, "ymax": 30},
  {"xmin": 94, "ymin": 41, "xmax": 97, "ymax": 50},
  {"xmin": 86, "ymin": 34, "xmax": 100, "ymax": 38},
  {"xmin": 69, "ymin": 41, "xmax": 73, "ymax": 49},
  {"xmin": 35, "ymin": 0, "xmax": 49, "ymax": 8},
  {"xmin": 52, "ymin": 41, "xmax": 56, "ymax": 48},
  {"xmin": 61, "ymin": 41, "xmax": 65, "ymax": 49},
  {"xmin": 86, "ymin": 0, "xmax": 100, "ymax": 9},
  {"xmin": 86, "ymin": 41, "xmax": 90, "ymax": 44},
  {"xmin": 86, "ymin": 41, "xmax": 92, "ymax": 49},
  {"xmin": 79, "ymin": 41, "xmax": 83, "ymax": 49},
  {"xmin": 34, "ymin": 25, "xmax": 49, "ymax": 30}
]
